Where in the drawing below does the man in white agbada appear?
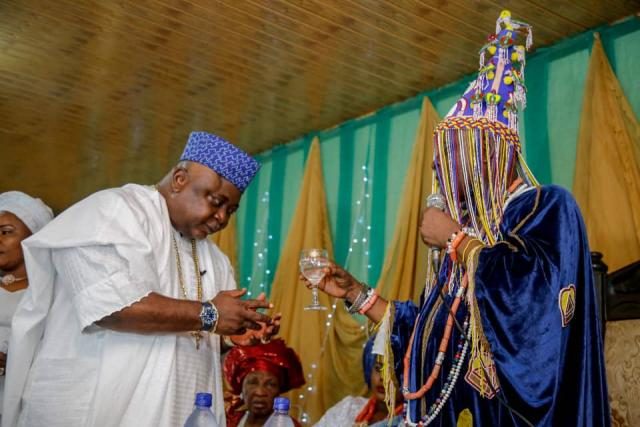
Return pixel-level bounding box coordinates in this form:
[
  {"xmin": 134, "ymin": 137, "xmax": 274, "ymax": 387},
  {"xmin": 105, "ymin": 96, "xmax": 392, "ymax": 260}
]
[{"xmin": 2, "ymin": 132, "xmax": 278, "ymax": 427}]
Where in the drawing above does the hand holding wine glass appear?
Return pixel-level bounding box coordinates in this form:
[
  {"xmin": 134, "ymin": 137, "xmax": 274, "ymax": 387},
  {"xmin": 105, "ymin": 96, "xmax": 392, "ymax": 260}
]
[
  {"xmin": 299, "ymin": 258, "xmax": 364, "ymax": 304},
  {"xmin": 299, "ymin": 249, "xmax": 330, "ymax": 310},
  {"xmin": 299, "ymin": 260, "xmax": 387, "ymax": 323}
]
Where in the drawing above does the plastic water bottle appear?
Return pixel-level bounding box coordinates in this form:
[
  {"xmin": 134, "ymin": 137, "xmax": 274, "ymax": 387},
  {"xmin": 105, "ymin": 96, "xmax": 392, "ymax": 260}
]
[
  {"xmin": 184, "ymin": 392, "xmax": 219, "ymax": 427},
  {"xmin": 264, "ymin": 397, "xmax": 295, "ymax": 427}
]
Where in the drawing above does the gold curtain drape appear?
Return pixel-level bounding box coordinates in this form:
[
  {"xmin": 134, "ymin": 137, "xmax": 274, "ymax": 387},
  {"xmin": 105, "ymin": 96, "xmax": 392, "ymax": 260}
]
[
  {"xmin": 375, "ymin": 97, "xmax": 439, "ymax": 302},
  {"xmin": 573, "ymin": 34, "xmax": 640, "ymax": 272},
  {"xmin": 269, "ymin": 137, "xmax": 366, "ymax": 422},
  {"xmin": 210, "ymin": 215, "xmax": 238, "ymax": 275}
]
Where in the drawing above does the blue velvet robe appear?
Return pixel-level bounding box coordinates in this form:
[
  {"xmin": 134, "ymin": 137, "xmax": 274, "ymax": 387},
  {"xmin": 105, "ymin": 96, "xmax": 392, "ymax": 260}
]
[{"xmin": 394, "ymin": 185, "xmax": 610, "ymax": 426}]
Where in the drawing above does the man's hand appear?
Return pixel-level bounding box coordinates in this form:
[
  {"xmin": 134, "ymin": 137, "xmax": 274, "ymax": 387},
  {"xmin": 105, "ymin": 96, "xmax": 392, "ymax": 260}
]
[
  {"xmin": 229, "ymin": 293, "xmax": 281, "ymax": 346},
  {"xmin": 419, "ymin": 207, "xmax": 461, "ymax": 248},
  {"xmin": 212, "ymin": 289, "xmax": 273, "ymax": 336},
  {"xmin": 300, "ymin": 262, "xmax": 364, "ymax": 303}
]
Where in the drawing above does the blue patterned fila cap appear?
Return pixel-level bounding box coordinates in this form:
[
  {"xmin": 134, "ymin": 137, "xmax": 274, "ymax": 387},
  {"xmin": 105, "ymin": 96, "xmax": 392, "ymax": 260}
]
[{"xmin": 180, "ymin": 131, "xmax": 261, "ymax": 193}]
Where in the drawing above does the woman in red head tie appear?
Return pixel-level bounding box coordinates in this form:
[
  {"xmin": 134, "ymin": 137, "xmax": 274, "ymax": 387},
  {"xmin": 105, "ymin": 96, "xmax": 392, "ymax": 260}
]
[{"xmin": 224, "ymin": 338, "xmax": 305, "ymax": 426}]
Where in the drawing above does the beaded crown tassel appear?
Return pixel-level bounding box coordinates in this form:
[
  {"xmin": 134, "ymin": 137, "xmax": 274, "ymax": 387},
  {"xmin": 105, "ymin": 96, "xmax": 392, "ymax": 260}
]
[{"xmin": 433, "ymin": 9, "xmax": 538, "ymax": 251}]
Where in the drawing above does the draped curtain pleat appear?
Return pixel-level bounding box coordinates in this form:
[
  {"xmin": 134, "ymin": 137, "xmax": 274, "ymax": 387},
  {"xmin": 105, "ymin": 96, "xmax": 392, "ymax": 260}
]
[
  {"xmin": 573, "ymin": 35, "xmax": 640, "ymax": 272},
  {"xmin": 375, "ymin": 97, "xmax": 438, "ymax": 302}
]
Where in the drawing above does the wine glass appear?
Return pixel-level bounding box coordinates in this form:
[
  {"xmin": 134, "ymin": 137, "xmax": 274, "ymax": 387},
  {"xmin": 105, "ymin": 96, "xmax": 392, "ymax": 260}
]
[{"xmin": 299, "ymin": 248, "xmax": 329, "ymax": 311}]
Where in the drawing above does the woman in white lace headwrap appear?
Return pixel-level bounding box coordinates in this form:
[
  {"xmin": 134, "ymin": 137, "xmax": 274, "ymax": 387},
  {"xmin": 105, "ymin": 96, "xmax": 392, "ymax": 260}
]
[{"xmin": 0, "ymin": 191, "xmax": 53, "ymax": 415}]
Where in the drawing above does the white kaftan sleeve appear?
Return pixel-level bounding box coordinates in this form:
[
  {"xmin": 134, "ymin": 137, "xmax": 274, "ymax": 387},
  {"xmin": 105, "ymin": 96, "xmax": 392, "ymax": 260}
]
[
  {"xmin": 313, "ymin": 395, "xmax": 367, "ymax": 426},
  {"xmin": 52, "ymin": 244, "xmax": 156, "ymax": 330}
]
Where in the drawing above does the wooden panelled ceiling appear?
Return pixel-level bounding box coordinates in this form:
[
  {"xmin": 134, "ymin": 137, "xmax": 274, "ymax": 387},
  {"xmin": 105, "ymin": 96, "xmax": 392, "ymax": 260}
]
[{"xmin": 1, "ymin": 0, "xmax": 638, "ymax": 210}]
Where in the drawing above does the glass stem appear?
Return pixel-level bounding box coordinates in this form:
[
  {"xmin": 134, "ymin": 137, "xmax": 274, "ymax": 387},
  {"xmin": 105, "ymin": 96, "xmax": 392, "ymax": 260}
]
[{"xmin": 311, "ymin": 285, "xmax": 320, "ymax": 306}]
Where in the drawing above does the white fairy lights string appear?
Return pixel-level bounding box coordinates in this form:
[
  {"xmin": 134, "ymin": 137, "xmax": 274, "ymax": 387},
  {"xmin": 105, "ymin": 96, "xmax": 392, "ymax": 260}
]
[
  {"xmin": 243, "ymin": 137, "xmax": 378, "ymax": 423},
  {"xmin": 297, "ymin": 160, "xmax": 374, "ymax": 424},
  {"xmin": 245, "ymin": 191, "xmax": 272, "ymax": 298}
]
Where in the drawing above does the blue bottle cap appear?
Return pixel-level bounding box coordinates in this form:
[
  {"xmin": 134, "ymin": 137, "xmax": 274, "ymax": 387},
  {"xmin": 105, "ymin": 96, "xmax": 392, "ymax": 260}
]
[
  {"xmin": 273, "ymin": 397, "xmax": 290, "ymax": 411},
  {"xmin": 195, "ymin": 392, "xmax": 212, "ymax": 407}
]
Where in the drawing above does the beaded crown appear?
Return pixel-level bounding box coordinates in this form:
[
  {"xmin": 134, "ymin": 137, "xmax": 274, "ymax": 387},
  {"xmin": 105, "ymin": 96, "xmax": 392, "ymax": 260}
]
[
  {"xmin": 431, "ymin": 10, "xmax": 538, "ymax": 246},
  {"xmin": 442, "ymin": 10, "xmax": 533, "ymax": 142}
]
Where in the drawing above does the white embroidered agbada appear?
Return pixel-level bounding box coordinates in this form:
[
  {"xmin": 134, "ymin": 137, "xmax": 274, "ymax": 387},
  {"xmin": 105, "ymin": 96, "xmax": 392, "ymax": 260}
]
[
  {"xmin": 313, "ymin": 396, "xmax": 367, "ymax": 426},
  {"xmin": 2, "ymin": 184, "xmax": 234, "ymax": 427},
  {"xmin": 0, "ymin": 288, "xmax": 27, "ymax": 417}
]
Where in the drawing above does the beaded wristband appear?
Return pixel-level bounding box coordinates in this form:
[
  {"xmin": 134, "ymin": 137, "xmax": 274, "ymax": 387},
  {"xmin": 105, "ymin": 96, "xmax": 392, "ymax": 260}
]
[
  {"xmin": 354, "ymin": 286, "xmax": 375, "ymax": 314},
  {"xmin": 356, "ymin": 287, "xmax": 376, "ymax": 312},
  {"xmin": 345, "ymin": 284, "xmax": 371, "ymax": 314},
  {"xmin": 461, "ymin": 227, "xmax": 478, "ymax": 238},
  {"xmin": 446, "ymin": 231, "xmax": 458, "ymax": 248},
  {"xmin": 358, "ymin": 290, "xmax": 379, "ymax": 315},
  {"xmin": 447, "ymin": 231, "xmax": 467, "ymax": 262}
]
